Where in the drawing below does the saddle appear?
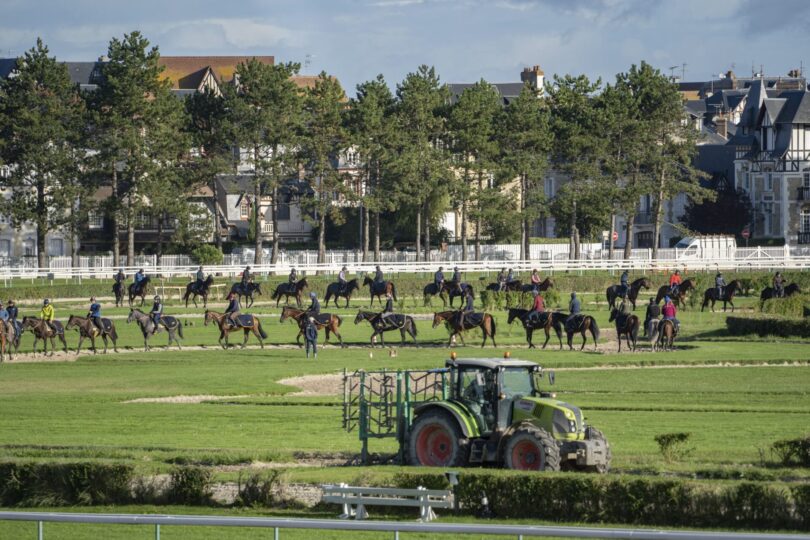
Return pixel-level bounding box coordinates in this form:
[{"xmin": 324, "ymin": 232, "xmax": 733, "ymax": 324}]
[
  {"xmin": 526, "ymin": 312, "xmax": 549, "ymax": 327},
  {"xmin": 462, "ymin": 312, "xmax": 484, "ymax": 327},
  {"xmin": 91, "ymin": 318, "xmax": 113, "ymax": 334},
  {"xmin": 49, "ymin": 321, "xmax": 65, "ymax": 335},
  {"xmin": 376, "ymin": 314, "xmax": 405, "ymax": 329},
  {"xmin": 229, "ymin": 314, "xmax": 254, "ymax": 327},
  {"xmin": 565, "ymin": 314, "xmax": 585, "ymax": 333},
  {"xmin": 311, "ymin": 313, "xmax": 333, "ymax": 326},
  {"xmin": 160, "ymin": 316, "xmax": 178, "ymax": 328},
  {"xmin": 371, "ymin": 281, "xmax": 388, "ymax": 295}
]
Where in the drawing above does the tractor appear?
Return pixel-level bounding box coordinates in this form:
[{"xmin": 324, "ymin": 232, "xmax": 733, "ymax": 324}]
[{"xmin": 406, "ymin": 356, "xmax": 611, "ymax": 472}]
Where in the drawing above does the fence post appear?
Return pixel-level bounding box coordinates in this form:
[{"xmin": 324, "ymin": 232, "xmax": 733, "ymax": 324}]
[
  {"xmin": 155, "ymin": 523, "xmax": 160, "ymax": 540},
  {"xmin": 37, "ymin": 520, "xmax": 43, "ymax": 540}
]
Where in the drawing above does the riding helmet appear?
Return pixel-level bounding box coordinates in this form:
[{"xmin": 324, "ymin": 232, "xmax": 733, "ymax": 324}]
[
  {"xmin": 44, "ymin": 299, "xmax": 50, "ymax": 305},
  {"xmin": 154, "ymin": 295, "xmax": 160, "ymax": 301},
  {"xmin": 310, "ymin": 292, "xmax": 317, "ymax": 299}
]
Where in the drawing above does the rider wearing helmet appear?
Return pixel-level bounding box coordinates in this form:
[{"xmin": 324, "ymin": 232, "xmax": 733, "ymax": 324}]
[
  {"xmin": 374, "ymin": 265, "xmax": 384, "ymax": 284},
  {"xmin": 669, "ymin": 269, "xmax": 682, "ymax": 297},
  {"xmin": 434, "ymin": 266, "xmax": 445, "ymax": 292},
  {"xmin": 662, "ymin": 295, "xmax": 680, "ymax": 334},
  {"xmin": 497, "ymin": 268, "xmax": 508, "ymax": 292},
  {"xmin": 134, "ymin": 268, "xmax": 146, "ymax": 288},
  {"xmin": 88, "ymin": 297, "xmax": 103, "ymax": 333},
  {"xmin": 644, "ymin": 297, "xmax": 660, "ymax": 337},
  {"xmin": 307, "ymin": 291, "xmax": 321, "ymax": 318},
  {"xmin": 40, "ymin": 299, "xmax": 56, "ymax": 333},
  {"xmin": 195, "ymin": 266, "xmax": 205, "ymax": 291},
  {"xmin": 338, "ymin": 266, "xmax": 348, "ymax": 294},
  {"xmin": 225, "ymin": 292, "xmax": 241, "ymax": 327},
  {"xmin": 289, "ymin": 267, "xmax": 298, "ymax": 285},
  {"xmin": 715, "ymin": 273, "xmax": 726, "ymax": 299},
  {"xmin": 566, "ymin": 292, "xmax": 581, "ymax": 331},
  {"xmin": 241, "ymin": 266, "xmax": 252, "ymax": 286},
  {"xmin": 620, "ymin": 270, "xmax": 630, "ymax": 298},
  {"xmin": 529, "ymin": 289, "xmax": 545, "ymax": 324},
  {"xmin": 150, "ymin": 295, "xmax": 163, "ymax": 334},
  {"xmin": 773, "ymin": 272, "xmax": 785, "ymax": 298}
]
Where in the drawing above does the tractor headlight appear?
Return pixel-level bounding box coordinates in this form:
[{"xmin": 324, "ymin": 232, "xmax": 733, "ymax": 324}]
[{"xmin": 569, "ymin": 420, "xmax": 577, "ymax": 433}]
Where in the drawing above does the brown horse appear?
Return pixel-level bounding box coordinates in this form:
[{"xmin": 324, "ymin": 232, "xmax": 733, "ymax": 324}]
[
  {"xmin": 609, "ymin": 308, "xmax": 639, "ymax": 352},
  {"xmin": 65, "ymin": 315, "xmax": 119, "ymax": 354},
  {"xmin": 21, "ymin": 317, "xmax": 68, "ymax": 356},
  {"xmin": 564, "ymin": 315, "xmax": 600, "ymax": 351},
  {"xmin": 506, "ymin": 308, "xmax": 564, "ymax": 349},
  {"xmin": 279, "ymin": 306, "xmax": 344, "ymax": 347},
  {"xmin": 271, "ymin": 278, "xmax": 309, "ymax": 308},
  {"xmin": 0, "ymin": 320, "xmax": 15, "ymax": 362},
  {"xmin": 204, "ymin": 310, "xmax": 268, "ymax": 349},
  {"xmin": 432, "ymin": 310, "xmax": 497, "ymax": 348},
  {"xmin": 362, "ymin": 276, "xmax": 398, "ymax": 307},
  {"xmin": 654, "ymin": 279, "xmax": 696, "ymax": 309},
  {"xmin": 655, "ymin": 319, "xmax": 677, "ymax": 352},
  {"xmin": 701, "ymin": 279, "xmax": 742, "ymax": 312},
  {"xmin": 520, "ymin": 277, "xmax": 554, "ymax": 294}
]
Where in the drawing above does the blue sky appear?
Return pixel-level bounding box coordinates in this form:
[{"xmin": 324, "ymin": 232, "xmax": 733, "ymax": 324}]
[{"xmin": 3, "ymin": 0, "xmax": 810, "ymax": 95}]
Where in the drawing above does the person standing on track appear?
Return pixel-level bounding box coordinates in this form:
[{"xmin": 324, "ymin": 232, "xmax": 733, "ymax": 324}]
[
  {"xmin": 644, "ymin": 297, "xmax": 660, "ymax": 337},
  {"xmin": 305, "ymin": 317, "xmax": 319, "ymax": 359}
]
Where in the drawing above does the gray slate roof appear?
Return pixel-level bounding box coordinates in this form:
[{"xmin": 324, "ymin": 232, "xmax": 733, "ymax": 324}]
[{"xmin": 447, "ymin": 82, "xmax": 528, "ymax": 105}]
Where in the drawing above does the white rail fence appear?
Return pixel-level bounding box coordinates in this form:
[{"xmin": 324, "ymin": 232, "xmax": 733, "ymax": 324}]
[{"xmin": 0, "ymin": 512, "xmax": 808, "ymax": 540}]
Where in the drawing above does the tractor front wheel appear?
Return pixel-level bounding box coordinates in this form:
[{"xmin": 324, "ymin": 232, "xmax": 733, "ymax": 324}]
[
  {"xmin": 504, "ymin": 425, "xmax": 560, "ymax": 472},
  {"xmin": 408, "ymin": 410, "xmax": 468, "ymax": 467}
]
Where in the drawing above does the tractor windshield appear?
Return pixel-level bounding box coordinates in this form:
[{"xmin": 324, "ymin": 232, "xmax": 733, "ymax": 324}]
[{"xmin": 501, "ymin": 367, "xmax": 534, "ymax": 399}]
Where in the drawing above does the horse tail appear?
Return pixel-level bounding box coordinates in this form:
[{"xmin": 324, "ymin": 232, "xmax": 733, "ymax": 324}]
[
  {"xmin": 177, "ymin": 322, "xmax": 185, "ymax": 339},
  {"xmin": 605, "ymin": 288, "xmax": 612, "ymax": 309},
  {"xmin": 631, "ymin": 317, "xmax": 639, "ymax": 343},
  {"xmin": 257, "ymin": 319, "xmax": 268, "ymax": 339},
  {"xmin": 391, "ymin": 283, "xmax": 398, "ymax": 302},
  {"xmin": 489, "ymin": 314, "xmax": 497, "ymax": 337},
  {"xmin": 110, "ymin": 324, "xmax": 118, "ymax": 341},
  {"xmin": 410, "ymin": 316, "xmax": 418, "ymax": 336},
  {"xmin": 590, "ymin": 317, "xmax": 600, "ymax": 341},
  {"xmin": 335, "ymin": 314, "xmax": 343, "ymax": 327}
]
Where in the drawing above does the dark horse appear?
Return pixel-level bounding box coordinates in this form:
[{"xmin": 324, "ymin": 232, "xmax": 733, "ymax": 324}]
[
  {"xmin": 654, "ymin": 279, "xmax": 696, "ymax": 309},
  {"xmin": 230, "ymin": 282, "xmax": 263, "ymax": 309},
  {"xmin": 486, "ymin": 280, "xmax": 523, "ymax": 292},
  {"xmin": 184, "ymin": 275, "xmax": 214, "ymax": 308},
  {"xmin": 423, "ymin": 280, "xmax": 469, "ymax": 308},
  {"xmin": 609, "ymin": 308, "xmax": 640, "ymax": 352},
  {"xmin": 271, "ymin": 278, "xmax": 309, "ymax": 308},
  {"xmin": 701, "ymin": 279, "xmax": 742, "ymax": 312},
  {"xmin": 520, "ymin": 277, "xmax": 554, "ymax": 294},
  {"xmin": 279, "ymin": 306, "xmax": 344, "ymax": 347},
  {"xmin": 66, "ymin": 315, "xmax": 119, "ymax": 354},
  {"xmin": 128, "ymin": 277, "xmax": 151, "ymax": 307},
  {"xmin": 507, "ymin": 308, "xmax": 565, "ymax": 349},
  {"xmin": 204, "ymin": 310, "xmax": 268, "ymax": 349},
  {"xmin": 564, "ymin": 315, "xmax": 600, "ymax": 351},
  {"xmin": 21, "ymin": 317, "xmax": 68, "ymax": 355},
  {"xmin": 760, "ymin": 283, "xmax": 801, "ymax": 303},
  {"xmin": 354, "ymin": 310, "xmax": 418, "ymax": 347},
  {"xmin": 113, "ymin": 282, "xmax": 125, "ymax": 307},
  {"xmin": 432, "ymin": 310, "xmax": 497, "ymax": 348},
  {"xmin": 362, "ymin": 276, "xmax": 398, "ymax": 307},
  {"xmin": 654, "ymin": 319, "xmax": 677, "ymax": 352},
  {"xmin": 324, "ymin": 278, "xmax": 360, "ymax": 308},
  {"xmin": 606, "ymin": 277, "xmax": 650, "ymax": 311}
]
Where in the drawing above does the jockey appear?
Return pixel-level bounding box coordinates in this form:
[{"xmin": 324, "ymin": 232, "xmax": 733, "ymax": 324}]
[
  {"xmin": 620, "ymin": 270, "xmax": 629, "ymax": 298},
  {"xmin": 195, "ymin": 266, "xmax": 205, "ymax": 290},
  {"xmin": 88, "ymin": 297, "xmax": 103, "ymax": 333},
  {"xmin": 374, "ymin": 265, "xmax": 384, "ymax": 284},
  {"xmin": 40, "ymin": 299, "xmax": 56, "ymax": 333},
  {"xmin": 773, "ymin": 272, "xmax": 785, "ymax": 298},
  {"xmin": 434, "ymin": 266, "xmax": 444, "ymax": 291},
  {"xmin": 241, "ymin": 266, "xmax": 252, "ymax": 286},
  {"xmin": 617, "ymin": 296, "xmax": 632, "ymax": 329},
  {"xmin": 134, "ymin": 268, "xmax": 146, "ymax": 288},
  {"xmin": 150, "ymin": 295, "xmax": 163, "ymax": 334},
  {"xmin": 531, "ymin": 269, "xmax": 541, "ymax": 292},
  {"xmin": 289, "ymin": 267, "xmax": 297, "ymax": 285},
  {"xmin": 458, "ymin": 286, "xmax": 474, "ymax": 328},
  {"xmin": 0, "ymin": 302, "xmax": 8, "ymax": 323},
  {"xmin": 114, "ymin": 269, "xmax": 126, "ymax": 286},
  {"xmin": 669, "ymin": 270, "xmax": 682, "ymax": 296},
  {"xmin": 529, "ymin": 290, "xmax": 545, "ymax": 323},
  {"xmin": 452, "ymin": 266, "xmax": 462, "ymax": 284},
  {"xmin": 715, "ymin": 273, "xmax": 726, "ymax": 299},
  {"xmin": 307, "ymin": 292, "xmax": 321, "ymax": 317},
  {"xmin": 644, "ymin": 297, "xmax": 660, "ymax": 337},
  {"xmin": 6, "ymin": 299, "xmax": 19, "ymax": 338},
  {"xmin": 338, "ymin": 266, "xmax": 348, "ymax": 292},
  {"xmin": 376, "ymin": 292, "xmax": 395, "ymax": 328},
  {"xmin": 662, "ymin": 296, "xmax": 680, "ymax": 333},
  {"xmin": 566, "ymin": 292, "xmax": 581, "ymax": 329},
  {"xmin": 225, "ymin": 292, "xmax": 241, "ymax": 327},
  {"xmin": 497, "ymin": 268, "xmax": 508, "ymax": 291}
]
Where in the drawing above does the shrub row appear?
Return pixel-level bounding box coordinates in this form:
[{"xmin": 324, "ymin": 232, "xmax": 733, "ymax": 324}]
[
  {"xmin": 772, "ymin": 435, "xmax": 810, "ymax": 467},
  {"xmin": 726, "ymin": 316, "xmax": 810, "ymax": 338},
  {"xmin": 760, "ymin": 294, "xmax": 810, "ymax": 317},
  {"xmin": 393, "ymin": 471, "xmax": 810, "ymax": 530}
]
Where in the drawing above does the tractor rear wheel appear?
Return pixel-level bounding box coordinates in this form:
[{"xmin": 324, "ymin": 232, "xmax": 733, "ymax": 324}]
[
  {"xmin": 504, "ymin": 425, "xmax": 560, "ymax": 472},
  {"xmin": 582, "ymin": 426, "xmax": 612, "ymax": 474},
  {"xmin": 408, "ymin": 410, "xmax": 468, "ymax": 467}
]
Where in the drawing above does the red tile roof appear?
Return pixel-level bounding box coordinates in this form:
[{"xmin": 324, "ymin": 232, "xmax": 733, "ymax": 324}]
[{"xmin": 159, "ymin": 56, "xmax": 275, "ymax": 89}]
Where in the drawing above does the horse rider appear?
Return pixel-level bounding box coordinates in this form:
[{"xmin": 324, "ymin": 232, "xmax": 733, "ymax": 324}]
[
  {"xmin": 133, "ymin": 268, "xmax": 146, "ymax": 290},
  {"xmin": 241, "ymin": 266, "xmax": 252, "ymax": 287},
  {"xmin": 715, "ymin": 273, "xmax": 726, "ymax": 299},
  {"xmin": 773, "ymin": 272, "xmax": 785, "ymax": 298},
  {"xmin": 451, "ymin": 266, "xmax": 462, "ymax": 292},
  {"xmin": 305, "ymin": 317, "xmax": 319, "ymax": 359},
  {"xmin": 495, "ymin": 268, "xmax": 507, "ymax": 292},
  {"xmin": 529, "ymin": 290, "xmax": 545, "ymax": 324},
  {"xmin": 7, "ymin": 299, "xmax": 19, "ymax": 337},
  {"xmin": 288, "ymin": 267, "xmax": 298, "ymax": 286},
  {"xmin": 338, "ymin": 266, "xmax": 348, "ymax": 294},
  {"xmin": 150, "ymin": 295, "xmax": 164, "ymax": 334},
  {"xmin": 669, "ymin": 270, "xmax": 682, "ymax": 297},
  {"xmin": 620, "ymin": 270, "xmax": 630, "ymax": 298},
  {"xmin": 40, "ymin": 299, "xmax": 56, "ymax": 333},
  {"xmin": 88, "ymin": 297, "xmax": 103, "ymax": 333},
  {"xmin": 566, "ymin": 292, "xmax": 581, "ymax": 332},
  {"xmin": 307, "ymin": 291, "xmax": 321, "ymax": 319},
  {"xmin": 225, "ymin": 292, "xmax": 241, "ymax": 327},
  {"xmin": 114, "ymin": 268, "xmax": 126, "ymax": 288},
  {"xmin": 662, "ymin": 296, "xmax": 680, "ymax": 334},
  {"xmin": 457, "ymin": 286, "xmax": 475, "ymax": 328},
  {"xmin": 195, "ymin": 266, "xmax": 205, "ymax": 292},
  {"xmin": 374, "ymin": 265, "xmax": 384, "ymax": 285},
  {"xmin": 644, "ymin": 297, "xmax": 660, "ymax": 337},
  {"xmin": 0, "ymin": 302, "xmax": 8, "ymax": 326},
  {"xmin": 434, "ymin": 266, "xmax": 445, "ymax": 293},
  {"xmin": 375, "ymin": 292, "xmax": 395, "ymax": 328},
  {"xmin": 530, "ymin": 269, "xmax": 541, "ymax": 292},
  {"xmin": 617, "ymin": 296, "xmax": 632, "ymax": 329}
]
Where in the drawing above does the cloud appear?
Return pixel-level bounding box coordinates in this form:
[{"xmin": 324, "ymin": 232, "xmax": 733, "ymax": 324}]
[{"xmin": 734, "ymin": 0, "xmax": 810, "ymax": 33}]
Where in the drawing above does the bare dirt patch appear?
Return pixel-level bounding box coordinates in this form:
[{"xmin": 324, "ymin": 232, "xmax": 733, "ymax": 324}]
[
  {"xmin": 278, "ymin": 373, "xmax": 343, "ymax": 397},
  {"xmin": 122, "ymin": 394, "xmax": 251, "ymax": 404}
]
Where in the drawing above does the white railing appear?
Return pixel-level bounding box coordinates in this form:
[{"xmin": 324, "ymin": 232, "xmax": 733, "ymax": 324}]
[{"xmin": 0, "ymin": 511, "xmax": 807, "ymax": 540}]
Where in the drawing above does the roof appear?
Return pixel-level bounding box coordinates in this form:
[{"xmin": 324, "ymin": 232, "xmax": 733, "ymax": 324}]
[
  {"xmin": 216, "ymin": 175, "xmax": 314, "ymax": 198},
  {"xmin": 159, "ymin": 56, "xmax": 274, "ymax": 89},
  {"xmin": 446, "ymin": 82, "xmax": 528, "ymax": 105},
  {"xmin": 445, "ymin": 358, "xmax": 539, "ymax": 370}
]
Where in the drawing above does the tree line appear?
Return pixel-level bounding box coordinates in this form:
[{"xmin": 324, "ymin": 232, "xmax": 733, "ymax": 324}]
[{"xmin": 0, "ymin": 32, "xmax": 713, "ymax": 267}]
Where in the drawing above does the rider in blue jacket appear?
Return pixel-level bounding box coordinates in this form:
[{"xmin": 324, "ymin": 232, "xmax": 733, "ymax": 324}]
[{"xmin": 88, "ymin": 298, "xmax": 103, "ymax": 333}]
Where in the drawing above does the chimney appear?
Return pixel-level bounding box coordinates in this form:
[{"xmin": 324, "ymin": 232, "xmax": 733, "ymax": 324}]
[
  {"xmin": 726, "ymin": 70, "xmax": 736, "ymax": 82},
  {"xmin": 715, "ymin": 117, "xmax": 728, "ymax": 139},
  {"xmin": 521, "ymin": 65, "xmax": 545, "ymax": 90}
]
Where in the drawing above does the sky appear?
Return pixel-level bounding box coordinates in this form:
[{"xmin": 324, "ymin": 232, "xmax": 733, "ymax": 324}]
[{"xmin": 3, "ymin": 0, "xmax": 810, "ymax": 95}]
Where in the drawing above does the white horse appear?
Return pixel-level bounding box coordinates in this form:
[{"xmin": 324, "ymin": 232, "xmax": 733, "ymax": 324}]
[{"xmin": 127, "ymin": 309, "xmax": 183, "ymax": 351}]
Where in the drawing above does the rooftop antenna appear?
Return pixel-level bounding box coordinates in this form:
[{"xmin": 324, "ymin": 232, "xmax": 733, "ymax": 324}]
[
  {"xmin": 304, "ymin": 54, "xmax": 313, "ymax": 73},
  {"xmin": 681, "ymin": 63, "xmax": 687, "ymax": 81},
  {"xmin": 668, "ymin": 65, "xmax": 679, "ymax": 81}
]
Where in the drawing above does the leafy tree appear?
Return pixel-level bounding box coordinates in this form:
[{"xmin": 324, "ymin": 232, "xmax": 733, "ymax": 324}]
[
  {"xmin": 497, "ymin": 83, "xmax": 552, "ymax": 260},
  {"xmin": 682, "ymin": 173, "xmax": 751, "ymax": 235},
  {"xmin": 0, "ymin": 38, "xmax": 87, "ymax": 268},
  {"xmin": 299, "ymin": 72, "xmax": 349, "ymax": 263},
  {"xmin": 345, "ymin": 75, "xmax": 396, "ymax": 261}
]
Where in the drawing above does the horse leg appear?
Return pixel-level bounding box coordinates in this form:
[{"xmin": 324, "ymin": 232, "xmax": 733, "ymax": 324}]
[
  {"xmin": 241, "ymin": 329, "xmax": 249, "ymax": 349},
  {"xmin": 59, "ymin": 334, "xmax": 67, "ymax": 353},
  {"xmin": 729, "ymin": 299, "xmax": 734, "ymax": 313},
  {"xmin": 527, "ymin": 328, "xmax": 535, "ymax": 349},
  {"xmin": 379, "ymin": 330, "xmax": 385, "ymax": 348},
  {"xmin": 253, "ymin": 327, "xmax": 263, "ymax": 349},
  {"xmin": 76, "ymin": 335, "xmax": 84, "ymax": 354},
  {"xmin": 144, "ymin": 331, "xmax": 149, "ymax": 352},
  {"xmin": 580, "ymin": 331, "xmax": 586, "ymax": 351},
  {"xmin": 296, "ymin": 329, "xmax": 303, "ymax": 347},
  {"xmin": 543, "ymin": 327, "xmax": 551, "ymax": 350}
]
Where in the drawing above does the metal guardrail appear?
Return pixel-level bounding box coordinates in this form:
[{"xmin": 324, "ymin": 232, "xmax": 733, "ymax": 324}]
[{"xmin": 1, "ymin": 512, "xmax": 809, "ymax": 540}]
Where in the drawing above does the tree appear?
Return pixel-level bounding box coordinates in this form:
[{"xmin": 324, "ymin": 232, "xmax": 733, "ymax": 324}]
[
  {"xmin": 449, "ymin": 79, "xmax": 502, "ymax": 260},
  {"xmin": 497, "ymin": 83, "xmax": 552, "ymax": 260},
  {"xmin": 300, "ymin": 72, "xmax": 349, "ymax": 263},
  {"xmin": 392, "ymin": 65, "xmax": 450, "ymax": 261},
  {"xmin": 0, "ymin": 38, "xmax": 87, "ymax": 268},
  {"xmin": 682, "ymin": 173, "xmax": 749, "ymax": 235},
  {"xmin": 345, "ymin": 75, "xmax": 396, "ymax": 261}
]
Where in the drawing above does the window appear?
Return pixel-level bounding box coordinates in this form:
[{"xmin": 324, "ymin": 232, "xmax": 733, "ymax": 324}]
[
  {"xmin": 240, "ymin": 198, "xmax": 250, "ymax": 219},
  {"xmin": 0, "ymin": 166, "xmax": 9, "ymax": 179},
  {"xmin": 345, "ymin": 149, "xmax": 359, "ymax": 166},
  {"xmin": 804, "ymin": 172, "xmax": 810, "ymax": 189},
  {"xmin": 765, "ymin": 172, "xmax": 773, "ymax": 192},
  {"xmin": 636, "ymin": 231, "xmax": 654, "ymax": 248},
  {"xmin": 23, "ymin": 239, "xmax": 36, "ymax": 257},
  {"xmin": 49, "ymin": 238, "xmax": 64, "ymax": 256},
  {"xmin": 277, "ymin": 203, "xmax": 291, "ymax": 221},
  {"xmin": 544, "ymin": 177, "xmax": 554, "ymax": 197},
  {"xmin": 801, "ymin": 208, "xmax": 810, "ymax": 233},
  {"xmin": 743, "ymin": 172, "xmax": 751, "ymax": 191},
  {"xmin": 0, "ymin": 239, "xmax": 10, "ymax": 257},
  {"xmin": 501, "ymin": 368, "xmax": 533, "ymax": 399},
  {"xmin": 88, "ymin": 211, "xmax": 103, "ymax": 229}
]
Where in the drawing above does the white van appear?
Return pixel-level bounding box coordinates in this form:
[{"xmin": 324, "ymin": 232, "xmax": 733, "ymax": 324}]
[{"xmin": 674, "ymin": 235, "xmax": 736, "ymax": 260}]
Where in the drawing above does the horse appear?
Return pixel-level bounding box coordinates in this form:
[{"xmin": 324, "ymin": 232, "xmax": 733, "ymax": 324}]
[
  {"xmin": 432, "ymin": 310, "xmax": 497, "ymax": 348},
  {"xmin": 701, "ymin": 279, "xmax": 742, "ymax": 312},
  {"xmin": 21, "ymin": 317, "xmax": 68, "ymax": 356},
  {"xmin": 204, "ymin": 310, "xmax": 268, "ymax": 349},
  {"xmin": 184, "ymin": 275, "xmax": 214, "ymax": 308},
  {"xmin": 506, "ymin": 308, "xmax": 564, "ymax": 349},
  {"xmin": 65, "ymin": 315, "xmax": 119, "ymax": 354},
  {"xmin": 486, "ymin": 280, "xmax": 523, "ymax": 293},
  {"xmin": 127, "ymin": 309, "xmax": 183, "ymax": 351},
  {"xmin": 520, "ymin": 278, "xmax": 554, "ymax": 294},
  {"xmin": 113, "ymin": 282, "xmax": 125, "ymax": 307},
  {"xmin": 271, "ymin": 278, "xmax": 309, "ymax": 308},
  {"xmin": 362, "ymin": 276, "xmax": 398, "ymax": 307},
  {"xmin": 606, "ymin": 277, "xmax": 650, "ymax": 310},
  {"xmin": 324, "ymin": 278, "xmax": 360, "ymax": 308},
  {"xmin": 354, "ymin": 310, "xmax": 418, "ymax": 347},
  {"xmin": 128, "ymin": 277, "xmax": 152, "ymax": 307},
  {"xmin": 230, "ymin": 282, "xmax": 263, "ymax": 309},
  {"xmin": 564, "ymin": 315, "xmax": 600, "ymax": 351},
  {"xmin": 654, "ymin": 279, "xmax": 696, "ymax": 309},
  {"xmin": 423, "ymin": 280, "xmax": 467, "ymax": 307},
  {"xmin": 279, "ymin": 306, "xmax": 344, "ymax": 347},
  {"xmin": 760, "ymin": 283, "xmax": 801, "ymax": 303},
  {"xmin": 0, "ymin": 320, "xmax": 15, "ymax": 362},
  {"xmin": 609, "ymin": 308, "xmax": 639, "ymax": 352},
  {"xmin": 655, "ymin": 319, "xmax": 677, "ymax": 352}
]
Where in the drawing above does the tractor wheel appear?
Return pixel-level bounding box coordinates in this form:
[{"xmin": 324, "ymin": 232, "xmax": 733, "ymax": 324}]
[
  {"xmin": 408, "ymin": 410, "xmax": 468, "ymax": 467},
  {"xmin": 582, "ymin": 426, "xmax": 612, "ymax": 474},
  {"xmin": 503, "ymin": 425, "xmax": 560, "ymax": 472}
]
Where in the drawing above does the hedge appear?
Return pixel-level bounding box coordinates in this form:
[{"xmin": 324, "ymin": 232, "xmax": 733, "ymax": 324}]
[
  {"xmin": 726, "ymin": 316, "xmax": 810, "ymax": 338},
  {"xmin": 0, "ymin": 462, "xmax": 133, "ymax": 506},
  {"xmin": 760, "ymin": 294, "xmax": 810, "ymax": 318},
  {"xmin": 392, "ymin": 471, "xmax": 809, "ymax": 530}
]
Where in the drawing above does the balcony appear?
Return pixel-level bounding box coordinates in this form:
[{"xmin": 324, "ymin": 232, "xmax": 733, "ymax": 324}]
[
  {"xmin": 798, "ymin": 186, "xmax": 810, "ymax": 201},
  {"xmin": 634, "ymin": 212, "xmax": 654, "ymax": 225},
  {"xmin": 799, "ymin": 232, "xmax": 810, "ymax": 245}
]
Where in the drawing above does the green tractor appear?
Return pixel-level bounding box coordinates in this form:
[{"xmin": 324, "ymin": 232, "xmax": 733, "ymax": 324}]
[{"xmin": 406, "ymin": 357, "xmax": 611, "ymax": 472}]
